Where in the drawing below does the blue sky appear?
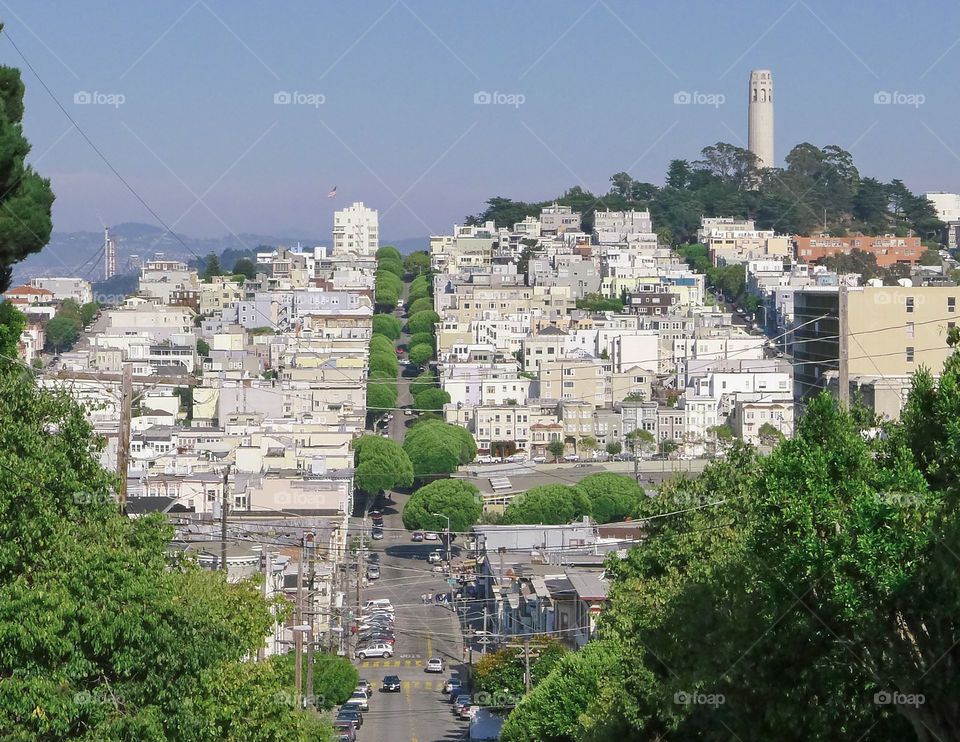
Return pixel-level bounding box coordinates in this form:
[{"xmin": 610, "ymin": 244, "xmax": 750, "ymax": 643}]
[{"xmin": 2, "ymin": 0, "xmax": 958, "ymax": 240}]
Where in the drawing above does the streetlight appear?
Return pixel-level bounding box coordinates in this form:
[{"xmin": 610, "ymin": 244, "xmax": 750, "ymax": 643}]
[{"xmin": 432, "ymin": 512, "xmax": 451, "ymax": 564}]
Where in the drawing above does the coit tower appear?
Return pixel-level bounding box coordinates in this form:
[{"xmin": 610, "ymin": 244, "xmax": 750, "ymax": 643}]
[{"xmin": 748, "ymin": 69, "xmax": 774, "ymax": 169}]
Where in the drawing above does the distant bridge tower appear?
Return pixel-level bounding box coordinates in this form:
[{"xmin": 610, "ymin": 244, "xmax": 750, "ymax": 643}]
[
  {"xmin": 748, "ymin": 69, "xmax": 774, "ymax": 169},
  {"xmin": 104, "ymin": 227, "xmax": 117, "ymax": 280}
]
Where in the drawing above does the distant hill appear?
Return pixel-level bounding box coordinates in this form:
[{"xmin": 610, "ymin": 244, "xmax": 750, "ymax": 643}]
[{"xmin": 11, "ymin": 223, "xmax": 430, "ymax": 286}]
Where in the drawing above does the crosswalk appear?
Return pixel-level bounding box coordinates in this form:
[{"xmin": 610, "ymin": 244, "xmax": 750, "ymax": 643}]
[{"xmin": 359, "ymin": 659, "xmax": 425, "ymax": 668}]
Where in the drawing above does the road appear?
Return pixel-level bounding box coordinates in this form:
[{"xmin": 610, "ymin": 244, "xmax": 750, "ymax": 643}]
[{"xmin": 349, "ymin": 274, "xmax": 469, "ymax": 741}]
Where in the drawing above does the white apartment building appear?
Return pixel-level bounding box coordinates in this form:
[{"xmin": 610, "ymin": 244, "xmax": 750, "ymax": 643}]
[
  {"xmin": 30, "ymin": 277, "xmax": 93, "ymax": 305},
  {"xmin": 594, "ymin": 209, "xmax": 658, "ymax": 246},
  {"xmin": 540, "ymin": 204, "xmax": 581, "ymax": 235},
  {"xmin": 333, "ymin": 201, "xmax": 379, "ymax": 256}
]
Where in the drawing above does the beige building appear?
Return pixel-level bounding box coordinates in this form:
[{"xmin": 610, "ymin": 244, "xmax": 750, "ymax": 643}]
[{"xmin": 539, "ymin": 358, "xmax": 612, "ymax": 407}]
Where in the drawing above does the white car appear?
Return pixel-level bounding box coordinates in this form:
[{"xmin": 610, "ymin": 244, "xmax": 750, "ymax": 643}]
[
  {"xmin": 356, "ymin": 642, "xmax": 393, "ymax": 659},
  {"xmin": 346, "ymin": 692, "xmax": 369, "ymax": 711},
  {"xmin": 427, "ymin": 551, "xmax": 443, "ymax": 564},
  {"xmin": 426, "ymin": 657, "xmax": 444, "ymax": 673},
  {"xmin": 424, "ymin": 531, "xmax": 440, "ymax": 541}
]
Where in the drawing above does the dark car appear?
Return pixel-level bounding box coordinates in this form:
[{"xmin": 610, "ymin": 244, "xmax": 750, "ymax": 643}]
[
  {"xmin": 371, "ymin": 527, "xmax": 384, "ymax": 540},
  {"xmin": 412, "ymin": 531, "xmax": 424, "ymax": 542},
  {"xmin": 333, "ymin": 720, "xmax": 356, "ymax": 739},
  {"xmin": 367, "ymin": 552, "xmax": 380, "ymax": 564},
  {"xmin": 336, "ymin": 708, "xmax": 363, "ymax": 729},
  {"xmin": 381, "ymin": 674, "xmax": 402, "ymax": 692}
]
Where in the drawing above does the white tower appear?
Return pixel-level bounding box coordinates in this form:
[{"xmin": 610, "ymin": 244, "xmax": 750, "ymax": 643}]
[
  {"xmin": 748, "ymin": 70, "xmax": 774, "ymax": 169},
  {"xmin": 104, "ymin": 227, "xmax": 116, "ymax": 280},
  {"xmin": 333, "ymin": 201, "xmax": 379, "ymax": 256}
]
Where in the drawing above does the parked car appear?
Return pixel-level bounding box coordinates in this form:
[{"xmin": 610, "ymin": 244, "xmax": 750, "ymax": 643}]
[
  {"xmin": 532, "ymin": 456, "xmax": 546, "ymax": 463},
  {"xmin": 366, "ymin": 565, "xmax": 380, "ymax": 580},
  {"xmin": 355, "ymin": 680, "xmax": 373, "ymax": 697},
  {"xmin": 411, "ymin": 531, "xmax": 424, "ymax": 542},
  {"xmin": 333, "ymin": 720, "xmax": 357, "ymax": 738},
  {"xmin": 424, "ymin": 531, "xmax": 439, "ymax": 541},
  {"xmin": 371, "ymin": 514, "xmax": 384, "ymax": 526},
  {"xmin": 404, "ymin": 408, "xmax": 413, "ymax": 415},
  {"xmin": 459, "ymin": 703, "xmax": 473, "ymax": 720},
  {"xmin": 453, "ymin": 695, "xmax": 471, "ymax": 714},
  {"xmin": 336, "ymin": 708, "xmax": 363, "ymax": 729},
  {"xmin": 426, "ymin": 657, "xmax": 444, "ymax": 673},
  {"xmin": 381, "ymin": 675, "xmax": 402, "ymax": 692},
  {"xmin": 371, "ymin": 527, "xmax": 384, "ymax": 540},
  {"xmin": 356, "ymin": 642, "xmax": 393, "ymax": 659},
  {"xmin": 476, "ymin": 455, "xmax": 495, "ymax": 464},
  {"xmin": 563, "ymin": 455, "xmax": 580, "ymax": 462},
  {"xmin": 367, "ymin": 552, "xmax": 380, "ymax": 564},
  {"xmin": 363, "ymin": 599, "xmax": 392, "ymax": 612},
  {"xmin": 343, "ymin": 694, "xmax": 368, "ymax": 712},
  {"xmin": 443, "ymin": 677, "xmax": 462, "ymax": 694}
]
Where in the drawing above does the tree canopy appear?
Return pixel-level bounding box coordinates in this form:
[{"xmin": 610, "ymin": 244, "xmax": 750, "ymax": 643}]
[
  {"xmin": 413, "ymin": 386, "xmax": 449, "ymax": 411},
  {"xmin": 375, "ymin": 245, "xmax": 401, "ymax": 262},
  {"xmin": 403, "ymin": 250, "xmax": 430, "ymax": 275},
  {"xmin": 405, "ymin": 310, "xmax": 439, "ymax": 336},
  {"xmin": 403, "ymin": 420, "xmax": 476, "ymax": 477},
  {"xmin": 0, "ymin": 53, "xmax": 55, "ymax": 292},
  {"xmin": 502, "ymin": 484, "xmax": 591, "ymax": 525},
  {"xmin": 371, "ymin": 313, "xmax": 401, "ymax": 340},
  {"xmin": 401, "ymin": 478, "xmax": 482, "ymax": 533},
  {"xmin": 352, "ymin": 435, "xmax": 414, "ymax": 494}
]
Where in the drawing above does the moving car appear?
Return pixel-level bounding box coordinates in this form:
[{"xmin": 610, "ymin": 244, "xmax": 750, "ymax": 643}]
[
  {"xmin": 367, "ymin": 565, "xmax": 380, "ymax": 580},
  {"xmin": 356, "ymin": 642, "xmax": 393, "ymax": 659},
  {"xmin": 426, "ymin": 657, "xmax": 444, "ymax": 673},
  {"xmin": 411, "ymin": 531, "xmax": 424, "ymax": 542},
  {"xmin": 367, "ymin": 552, "xmax": 380, "ymax": 564},
  {"xmin": 381, "ymin": 675, "xmax": 402, "ymax": 692},
  {"xmin": 371, "ymin": 527, "xmax": 384, "ymax": 540},
  {"xmin": 424, "ymin": 531, "xmax": 439, "ymax": 541},
  {"xmin": 371, "ymin": 513, "xmax": 384, "ymax": 527},
  {"xmin": 427, "ymin": 551, "xmax": 442, "ymax": 564}
]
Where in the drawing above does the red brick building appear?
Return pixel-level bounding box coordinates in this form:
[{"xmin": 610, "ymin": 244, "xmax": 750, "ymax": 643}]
[{"xmin": 793, "ymin": 233, "xmax": 923, "ymax": 267}]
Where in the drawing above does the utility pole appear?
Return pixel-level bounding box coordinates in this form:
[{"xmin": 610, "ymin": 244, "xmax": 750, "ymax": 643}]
[
  {"xmin": 305, "ymin": 535, "xmax": 316, "ymax": 708},
  {"xmin": 355, "ymin": 514, "xmax": 366, "ymax": 643},
  {"xmin": 294, "ymin": 539, "xmax": 305, "ymax": 708},
  {"xmin": 220, "ymin": 466, "xmax": 230, "ymax": 574},
  {"xmin": 482, "ymin": 604, "xmax": 489, "ymax": 656},
  {"xmin": 523, "ymin": 640, "xmax": 532, "ymax": 694},
  {"xmin": 258, "ymin": 550, "xmax": 274, "ymax": 662},
  {"xmin": 116, "ymin": 362, "xmax": 134, "ymax": 512},
  {"xmin": 838, "ymin": 283, "xmax": 849, "ymax": 408}
]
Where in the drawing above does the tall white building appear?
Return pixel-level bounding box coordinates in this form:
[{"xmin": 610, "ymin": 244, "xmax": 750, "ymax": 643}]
[
  {"xmin": 925, "ymin": 192, "xmax": 960, "ymax": 223},
  {"xmin": 748, "ymin": 69, "xmax": 774, "ymax": 169},
  {"xmin": 333, "ymin": 201, "xmax": 378, "ymax": 256}
]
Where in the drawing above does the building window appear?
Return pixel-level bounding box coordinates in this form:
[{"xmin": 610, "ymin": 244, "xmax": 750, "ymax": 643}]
[
  {"xmin": 950, "ymin": 297, "xmax": 956, "ymax": 313},
  {"xmin": 906, "ymin": 346, "xmax": 915, "ymax": 363},
  {"xmin": 906, "ymin": 322, "xmax": 914, "ymax": 339},
  {"xmin": 906, "ymin": 297, "xmax": 914, "ymax": 313}
]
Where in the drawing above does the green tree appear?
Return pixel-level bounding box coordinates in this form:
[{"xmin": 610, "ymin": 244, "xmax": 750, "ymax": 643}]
[
  {"xmin": 576, "ymin": 472, "xmax": 646, "ymax": 523},
  {"xmin": 408, "ymin": 331, "xmax": 434, "ymax": 350},
  {"xmin": 0, "ymin": 52, "xmax": 55, "ymax": 292},
  {"xmin": 408, "ymin": 342, "xmax": 434, "ymax": 367},
  {"xmin": 658, "ymin": 439, "xmax": 678, "ymax": 457},
  {"xmin": 44, "ymin": 316, "xmax": 80, "ymax": 351},
  {"xmin": 0, "ymin": 300, "xmax": 25, "ymax": 359},
  {"xmin": 201, "ymin": 252, "xmax": 222, "ymax": 280},
  {"xmin": 79, "ymin": 301, "xmax": 100, "ymax": 326},
  {"xmin": 366, "ymin": 381, "xmax": 397, "ymax": 413},
  {"xmin": 0, "ymin": 363, "xmax": 323, "ymax": 740},
  {"xmin": 756, "ymin": 422, "xmax": 784, "ymax": 445},
  {"xmin": 407, "ymin": 297, "xmax": 433, "ymax": 316},
  {"xmin": 403, "ymin": 250, "xmax": 430, "ymax": 275},
  {"xmin": 502, "ymin": 484, "xmax": 591, "ymax": 525},
  {"xmin": 369, "ymin": 350, "xmax": 399, "ymax": 378},
  {"xmin": 406, "ymin": 284, "xmax": 430, "ymax": 305},
  {"xmin": 473, "ymin": 637, "xmax": 567, "ymax": 705},
  {"xmin": 413, "ymin": 386, "xmax": 449, "ymax": 411},
  {"xmin": 372, "ymin": 313, "xmax": 401, "ymax": 340},
  {"xmin": 918, "ymin": 247, "xmax": 942, "ymax": 266},
  {"xmin": 377, "ymin": 257, "xmax": 404, "ymax": 278},
  {"xmin": 546, "ymin": 440, "xmax": 565, "ymax": 461},
  {"xmin": 369, "ymin": 334, "xmax": 395, "ymax": 356},
  {"xmin": 409, "ymin": 369, "xmax": 437, "ymax": 398},
  {"xmin": 196, "ymin": 338, "xmax": 210, "ymax": 357},
  {"xmin": 352, "ymin": 435, "xmax": 414, "ymax": 494},
  {"xmin": 406, "ymin": 310, "xmax": 440, "ymax": 336},
  {"xmin": 376, "ymin": 245, "xmax": 402, "ymax": 262},
  {"xmin": 401, "ymin": 478, "xmax": 482, "ymax": 532},
  {"xmin": 273, "ymin": 652, "xmax": 357, "ymax": 711},
  {"xmin": 403, "ymin": 421, "xmax": 475, "ymax": 477},
  {"xmin": 579, "ymin": 435, "xmax": 598, "ymax": 458},
  {"xmin": 232, "ymin": 257, "xmax": 257, "ymax": 279},
  {"xmin": 606, "ymin": 441, "xmax": 622, "ymax": 456}
]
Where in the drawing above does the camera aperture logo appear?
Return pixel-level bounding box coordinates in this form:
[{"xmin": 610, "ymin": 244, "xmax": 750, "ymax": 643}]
[
  {"xmin": 474, "ymin": 91, "xmax": 525, "ymax": 108},
  {"xmin": 74, "ymin": 91, "xmax": 125, "ymax": 108},
  {"xmin": 674, "ymin": 91, "xmax": 725, "ymax": 108},
  {"xmin": 274, "ymin": 91, "xmax": 325, "ymax": 108},
  {"xmin": 874, "ymin": 91, "xmax": 925, "ymax": 108},
  {"xmin": 874, "ymin": 690, "xmax": 924, "ymax": 708}
]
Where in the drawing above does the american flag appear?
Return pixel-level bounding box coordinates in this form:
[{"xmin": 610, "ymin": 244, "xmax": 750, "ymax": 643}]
[{"xmin": 327, "ymin": 186, "xmax": 337, "ymax": 198}]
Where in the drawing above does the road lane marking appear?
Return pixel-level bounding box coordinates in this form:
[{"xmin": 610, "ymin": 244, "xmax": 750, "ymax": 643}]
[
  {"xmin": 405, "ymin": 660, "xmax": 411, "ymax": 667},
  {"xmin": 404, "ymin": 681, "xmax": 411, "ymax": 704},
  {"xmin": 426, "ymin": 631, "xmax": 432, "ymax": 659},
  {"xmin": 413, "ymin": 681, "xmax": 421, "ymax": 689}
]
